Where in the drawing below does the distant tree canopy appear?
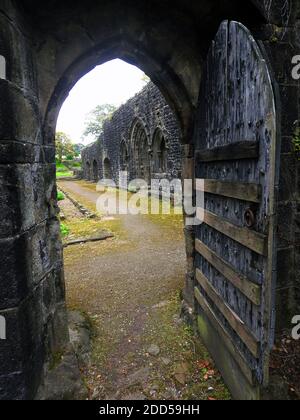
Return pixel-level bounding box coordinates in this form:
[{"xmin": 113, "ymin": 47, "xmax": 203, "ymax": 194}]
[
  {"xmin": 55, "ymin": 132, "xmax": 76, "ymax": 163},
  {"xmin": 83, "ymin": 104, "xmax": 117, "ymax": 141},
  {"xmin": 73, "ymin": 143, "xmax": 85, "ymax": 156}
]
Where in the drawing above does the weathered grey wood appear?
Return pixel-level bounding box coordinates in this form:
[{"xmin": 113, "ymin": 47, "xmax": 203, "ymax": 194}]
[
  {"xmin": 195, "ymin": 239, "xmax": 261, "ymax": 305},
  {"xmin": 195, "ymin": 287, "xmax": 255, "ymax": 385},
  {"xmin": 196, "ymin": 179, "xmax": 261, "ymax": 203},
  {"xmin": 196, "ymin": 141, "xmax": 259, "ymax": 162},
  {"xmin": 196, "ymin": 270, "xmax": 260, "ymax": 358},
  {"xmin": 194, "ymin": 20, "xmax": 277, "ymax": 393},
  {"xmin": 197, "ymin": 209, "xmax": 267, "ymax": 256}
]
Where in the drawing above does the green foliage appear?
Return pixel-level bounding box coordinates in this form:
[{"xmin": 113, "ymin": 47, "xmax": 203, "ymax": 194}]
[
  {"xmin": 73, "ymin": 143, "xmax": 85, "ymax": 156},
  {"xmin": 55, "ymin": 132, "xmax": 76, "ymax": 163},
  {"xmin": 82, "ymin": 104, "xmax": 117, "ymax": 141},
  {"xmin": 57, "ymin": 191, "xmax": 65, "ymax": 201},
  {"xmin": 56, "ymin": 162, "xmax": 73, "ymax": 179},
  {"xmin": 60, "ymin": 223, "xmax": 70, "ymax": 237},
  {"xmin": 293, "ymin": 127, "xmax": 300, "ymax": 158},
  {"xmin": 72, "ymin": 162, "xmax": 82, "ymax": 168},
  {"xmin": 56, "ymin": 161, "xmax": 67, "ymax": 170}
]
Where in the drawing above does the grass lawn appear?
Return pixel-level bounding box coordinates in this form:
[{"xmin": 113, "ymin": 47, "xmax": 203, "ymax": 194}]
[{"xmin": 56, "ymin": 162, "xmax": 74, "ymax": 179}]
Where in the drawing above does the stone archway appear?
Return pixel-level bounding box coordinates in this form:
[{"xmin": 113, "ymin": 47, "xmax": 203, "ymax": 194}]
[{"xmin": 0, "ymin": 0, "xmax": 298, "ymax": 401}]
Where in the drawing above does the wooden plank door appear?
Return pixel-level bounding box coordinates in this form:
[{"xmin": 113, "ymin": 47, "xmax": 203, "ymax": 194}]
[{"xmin": 194, "ymin": 21, "xmax": 277, "ymax": 400}]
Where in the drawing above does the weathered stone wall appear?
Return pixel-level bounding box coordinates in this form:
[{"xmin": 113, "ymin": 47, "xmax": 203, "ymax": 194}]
[
  {"xmin": 81, "ymin": 82, "xmax": 182, "ymax": 186},
  {"xmin": 0, "ymin": 0, "xmax": 69, "ymax": 400},
  {"xmin": 251, "ymin": 0, "xmax": 300, "ymax": 331},
  {"xmin": 0, "ymin": 0, "xmax": 299, "ymax": 400}
]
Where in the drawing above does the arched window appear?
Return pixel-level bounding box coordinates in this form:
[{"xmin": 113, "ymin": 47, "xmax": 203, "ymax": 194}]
[
  {"xmin": 131, "ymin": 121, "xmax": 150, "ymax": 183},
  {"xmin": 103, "ymin": 158, "xmax": 112, "ymax": 179},
  {"xmin": 92, "ymin": 160, "xmax": 98, "ymax": 181},
  {"xmin": 153, "ymin": 129, "xmax": 167, "ymax": 173},
  {"xmin": 86, "ymin": 161, "xmax": 91, "ymax": 180},
  {"xmin": 120, "ymin": 141, "xmax": 129, "ymax": 171}
]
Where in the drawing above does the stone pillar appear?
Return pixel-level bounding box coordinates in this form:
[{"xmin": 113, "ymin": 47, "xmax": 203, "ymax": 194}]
[
  {"xmin": 182, "ymin": 144, "xmax": 196, "ymax": 310},
  {"xmin": 0, "ymin": 1, "xmax": 69, "ymax": 400},
  {"xmin": 255, "ymin": 13, "xmax": 300, "ymax": 331}
]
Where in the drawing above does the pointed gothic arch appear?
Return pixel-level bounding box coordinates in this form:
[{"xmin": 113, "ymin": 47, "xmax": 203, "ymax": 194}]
[
  {"xmin": 152, "ymin": 128, "xmax": 168, "ymax": 174},
  {"xmin": 130, "ymin": 119, "xmax": 151, "ymax": 184}
]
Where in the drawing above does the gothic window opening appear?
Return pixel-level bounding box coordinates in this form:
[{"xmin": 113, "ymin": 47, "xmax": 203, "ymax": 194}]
[
  {"xmin": 104, "ymin": 158, "xmax": 113, "ymax": 180},
  {"xmin": 92, "ymin": 160, "xmax": 98, "ymax": 181},
  {"xmin": 153, "ymin": 129, "xmax": 167, "ymax": 174},
  {"xmin": 131, "ymin": 121, "xmax": 150, "ymax": 183},
  {"xmin": 120, "ymin": 141, "xmax": 129, "ymax": 171},
  {"xmin": 86, "ymin": 161, "xmax": 91, "ymax": 180}
]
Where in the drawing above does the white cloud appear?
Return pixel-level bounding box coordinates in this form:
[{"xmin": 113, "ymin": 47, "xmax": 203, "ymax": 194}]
[{"xmin": 56, "ymin": 59, "xmax": 147, "ymax": 144}]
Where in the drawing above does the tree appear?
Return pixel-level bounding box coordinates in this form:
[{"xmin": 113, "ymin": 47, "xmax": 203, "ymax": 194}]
[
  {"xmin": 55, "ymin": 132, "xmax": 75, "ymax": 163},
  {"xmin": 82, "ymin": 104, "xmax": 117, "ymax": 141},
  {"xmin": 73, "ymin": 143, "xmax": 85, "ymax": 157}
]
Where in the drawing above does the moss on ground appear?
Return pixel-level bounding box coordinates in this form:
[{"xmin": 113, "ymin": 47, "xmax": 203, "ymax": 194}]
[{"xmin": 62, "ymin": 180, "xmax": 230, "ymax": 400}]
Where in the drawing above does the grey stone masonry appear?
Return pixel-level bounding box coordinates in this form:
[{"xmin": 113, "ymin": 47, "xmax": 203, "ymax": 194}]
[{"xmin": 82, "ymin": 82, "xmax": 183, "ymax": 186}]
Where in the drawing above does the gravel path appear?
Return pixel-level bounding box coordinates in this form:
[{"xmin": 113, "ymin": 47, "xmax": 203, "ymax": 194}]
[{"xmin": 59, "ymin": 180, "xmax": 229, "ymax": 401}]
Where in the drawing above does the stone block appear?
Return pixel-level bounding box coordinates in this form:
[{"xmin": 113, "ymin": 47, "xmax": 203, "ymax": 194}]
[
  {"xmin": 0, "ymin": 162, "xmax": 58, "ymax": 238},
  {"xmin": 0, "ymin": 142, "xmax": 55, "ymax": 164},
  {"xmin": 27, "ymin": 218, "xmax": 63, "ymax": 286},
  {"xmin": 278, "ymin": 154, "xmax": 297, "ymax": 202},
  {"xmin": 0, "ymin": 81, "xmax": 41, "ymax": 143},
  {"xmin": 277, "ymin": 202, "xmax": 296, "ymax": 248},
  {"xmin": 0, "ymin": 235, "xmax": 29, "ymax": 310},
  {"xmin": 0, "ymin": 12, "xmax": 36, "ymax": 91},
  {"xmin": 0, "ymin": 372, "xmax": 26, "ymax": 400},
  {"xmin": 0, "ymin": 307, "xmax": 25, "ymax": 376}
]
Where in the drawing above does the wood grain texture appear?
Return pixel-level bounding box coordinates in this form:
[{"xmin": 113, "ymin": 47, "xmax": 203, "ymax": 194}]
[
  {"xmin": 195, "ymin": 239, "xmax": 261, "ymax": 305},
  {"xmin": 196, "ymin": 270, "xmax": 260, "ymax": 358},
  {"xmin": 196, "ymin": 179, "xmax": 261, "ymax": 203},
  {"xmin": 197, "ymin": 209, "xmax": 267, "ymax": 256},
  {"xmin": 193, "ymin": 20, "xmax": 277, "ymax": 388},
  {"xmin": 196, "ymin": 141, "xmax": 259, "ymax": 162},
  {"xmin": 195, "ymin": 287, "xmax": 255, "ymax": 385}
]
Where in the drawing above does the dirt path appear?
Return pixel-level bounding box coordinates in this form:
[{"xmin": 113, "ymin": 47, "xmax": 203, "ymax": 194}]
[{"xmin": 59, "ymin": 180, "xmax": 230, "ymax": 400}]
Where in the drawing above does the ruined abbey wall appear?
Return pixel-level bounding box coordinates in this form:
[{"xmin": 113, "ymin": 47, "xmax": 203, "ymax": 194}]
[
  {"xmin": 0, "ymin": 0, "xmax": 299, "ymax": 400},
  {"xmin": 81, "ymin": 82, "xmax": 182, "ymax": 186}
]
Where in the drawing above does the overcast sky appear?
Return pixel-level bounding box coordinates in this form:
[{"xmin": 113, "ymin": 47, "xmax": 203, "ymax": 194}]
[{"xmin": 56, "ymin": 59, "xmax": 148, "ymax": 145}]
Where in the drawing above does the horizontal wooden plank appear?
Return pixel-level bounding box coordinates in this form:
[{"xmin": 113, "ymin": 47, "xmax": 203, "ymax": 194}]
[
  {"xmin": 195, "ymin": 239, "xmax": 261, "ymax": 305},
  {"xmin": 195, "ymin": 141, "xmax": 259, "ymax": 162},
  {"xmin": 196, "ymin": 209, "xmax": 267, "ymax": 256},
  {"xmin": 195, "ymin": 287, "xmax": 255, "ymax": 385},
  {"xmin": 196, "ymin": 179, "xmax": 261, "ymax": 203},
  {"xmin": 196, "ymin": 269, "xmax": 260, "ymax": 358}
]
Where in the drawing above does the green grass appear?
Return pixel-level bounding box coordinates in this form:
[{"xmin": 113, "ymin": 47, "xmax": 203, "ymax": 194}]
[
  {"xmin": 57, "ymin": 191, "xmax": 65, "ymax": 201},
  {"xmin": 60, "ymin": 223, "xmax": 70, "ymax": 237},
  {"xmin": 56, "ymin": 162, "xmax": 74, "ymax": 178},
  {"xmin": 57, "ymin": 171, "xmax": 73, "ymax": 178},
  {"xmin": 72, "ymin": 162, "xmax": 82, "ymax": 168}
]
